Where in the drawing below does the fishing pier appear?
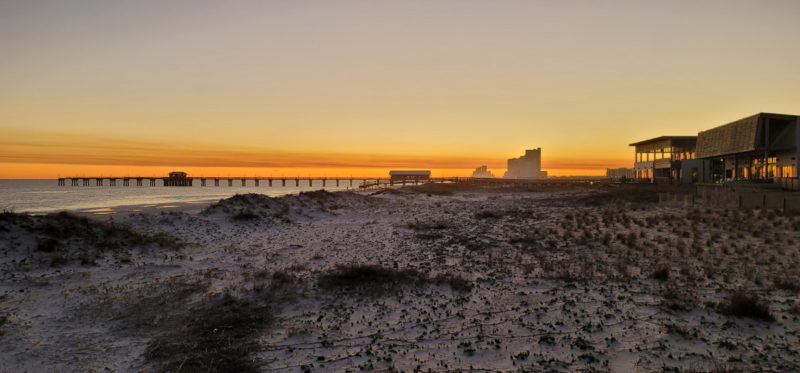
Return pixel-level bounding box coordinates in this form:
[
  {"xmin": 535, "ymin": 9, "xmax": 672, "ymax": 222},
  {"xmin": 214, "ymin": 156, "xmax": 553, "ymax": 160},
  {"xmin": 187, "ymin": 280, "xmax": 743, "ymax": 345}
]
[{"xmin": 57, "ymin": 173, "xmax": 467, "ymax": 188}]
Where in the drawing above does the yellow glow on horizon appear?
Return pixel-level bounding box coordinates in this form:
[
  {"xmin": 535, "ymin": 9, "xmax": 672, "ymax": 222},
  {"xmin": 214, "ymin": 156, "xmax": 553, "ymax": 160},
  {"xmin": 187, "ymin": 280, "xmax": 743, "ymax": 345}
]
[
  {"xmin": 0, "ymin": 129, "xmax": 630, "ymax": 178},
  {"xmin": 0, "ymin": 163, "xmax": 614, "ymax": 179}
]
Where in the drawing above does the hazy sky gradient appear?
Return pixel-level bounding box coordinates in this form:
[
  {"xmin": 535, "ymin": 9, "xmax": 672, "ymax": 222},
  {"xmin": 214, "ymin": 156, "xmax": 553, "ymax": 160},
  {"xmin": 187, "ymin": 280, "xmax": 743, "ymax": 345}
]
[{"xmin": 2, "ymin": 0, "xmax": 800, "ymax": 177}]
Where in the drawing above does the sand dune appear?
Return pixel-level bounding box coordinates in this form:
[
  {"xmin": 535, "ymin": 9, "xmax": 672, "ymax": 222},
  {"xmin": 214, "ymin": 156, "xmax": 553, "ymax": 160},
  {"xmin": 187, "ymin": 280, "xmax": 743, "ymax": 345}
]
[{"xmin": 1, "ymin": 184, "xmax": 799, "ymax": 372}]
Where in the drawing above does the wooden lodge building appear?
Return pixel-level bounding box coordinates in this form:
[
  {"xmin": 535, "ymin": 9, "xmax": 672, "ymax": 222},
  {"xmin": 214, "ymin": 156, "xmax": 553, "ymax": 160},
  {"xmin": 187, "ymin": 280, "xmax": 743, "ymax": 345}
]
[{"xmin": 630, "ymin": 113, "xmax": 800, "ymax": 190}]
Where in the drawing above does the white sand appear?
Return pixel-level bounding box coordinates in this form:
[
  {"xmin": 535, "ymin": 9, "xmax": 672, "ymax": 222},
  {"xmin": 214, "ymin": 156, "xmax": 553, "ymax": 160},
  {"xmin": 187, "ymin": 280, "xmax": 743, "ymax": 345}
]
[{"xmin": 1, "ymin": 186, "xmax": 798, "ymax": 372}]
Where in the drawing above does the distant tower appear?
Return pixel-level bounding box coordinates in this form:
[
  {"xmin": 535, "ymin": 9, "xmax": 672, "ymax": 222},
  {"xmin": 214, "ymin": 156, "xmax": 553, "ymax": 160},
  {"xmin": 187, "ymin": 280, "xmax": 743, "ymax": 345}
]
[
  {"xmin": 472, "ymin": 165, "xmax": 495, "ymax": 178},
  {"xmin": 504, "ymin": 148, "xmax": 547, "ymax": 179}
]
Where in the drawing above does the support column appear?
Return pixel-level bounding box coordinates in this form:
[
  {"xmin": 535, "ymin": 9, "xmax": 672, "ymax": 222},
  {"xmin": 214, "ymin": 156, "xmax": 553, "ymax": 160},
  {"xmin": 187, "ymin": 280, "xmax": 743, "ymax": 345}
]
[
  {"xmin": 255, "ymin": 179, "xmax": 259, "ymax": 187},
  {"xmin": 796, "ymin": 118, "xmax": 800, "ymax": 179},
  {"xmin": 722, "ymin": 157, "xmax": 727, "ymax": 182}
]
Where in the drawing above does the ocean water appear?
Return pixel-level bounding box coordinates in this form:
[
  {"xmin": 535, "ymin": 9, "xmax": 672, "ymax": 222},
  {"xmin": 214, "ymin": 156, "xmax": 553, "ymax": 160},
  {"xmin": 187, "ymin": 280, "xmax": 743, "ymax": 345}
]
[{"xmin": 0, "ymin": 179, "xmax": 358, "ymax": 213}]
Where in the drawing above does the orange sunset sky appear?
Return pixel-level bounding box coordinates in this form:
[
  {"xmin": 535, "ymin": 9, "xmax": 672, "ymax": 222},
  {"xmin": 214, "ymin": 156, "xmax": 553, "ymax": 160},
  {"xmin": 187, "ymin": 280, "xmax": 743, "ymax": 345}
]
[{"xmin": 2, "ymin": 1, "xmax": 800, "ymax": 178}]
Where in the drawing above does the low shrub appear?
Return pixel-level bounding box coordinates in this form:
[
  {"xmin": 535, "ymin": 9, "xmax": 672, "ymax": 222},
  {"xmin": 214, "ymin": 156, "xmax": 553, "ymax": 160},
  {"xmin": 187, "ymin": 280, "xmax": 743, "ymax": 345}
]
[
  {"xmin": 144, "ymin": 294, "xmax": 272, "ymax": 373},
  {"xmin": 406, "ymin": 221, "xmax": 450, "ymax": 231},
  {"xmin": 232, "ymin": 210, "xmax": 260, "ymax": 221},
  {"xmin": 318, "ymin": 264, "xmax": 424, "ymax": 290},
  {"xmin": 661, "ymin": 286, "xmax": 696, "ymax": 311},
  {"xmin": 433, "ymin": 273, "xmax": 473, "ymax": 292},
  {"xmin": 718, "ymin": 291, "xmax": 774, "ymax": 321},
  {"xmin": 36, "ymin": 237, "xmax": 62, "ymax": 253},
  {"xmin": 318, "ymin": 264, "xmax": 472, "ymax": 294},
  {"xmin": 773, "ymin": 276, "xmax": 800, "ymax": 292},
  {"xmin": 649, "ymin": 266, "xmax": 670, "ymax": 281},
  {"xmin": 474, "ymin": 210, "xmax": 502, "ymax": 220}
]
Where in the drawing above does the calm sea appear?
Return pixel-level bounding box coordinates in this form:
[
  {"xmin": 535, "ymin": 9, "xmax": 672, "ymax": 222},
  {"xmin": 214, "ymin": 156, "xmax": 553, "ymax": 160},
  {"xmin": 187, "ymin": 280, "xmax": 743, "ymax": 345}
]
[{"xmin": 0, "ymin": 179, "xmax": 356, "ymax": 213}]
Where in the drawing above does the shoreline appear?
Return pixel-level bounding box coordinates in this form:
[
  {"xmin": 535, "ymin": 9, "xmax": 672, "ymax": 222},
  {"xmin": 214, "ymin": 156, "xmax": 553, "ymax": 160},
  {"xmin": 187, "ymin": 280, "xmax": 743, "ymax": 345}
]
[{"xmin": 71, "ymin": 199, "xmax": 219, "ymax": 217}]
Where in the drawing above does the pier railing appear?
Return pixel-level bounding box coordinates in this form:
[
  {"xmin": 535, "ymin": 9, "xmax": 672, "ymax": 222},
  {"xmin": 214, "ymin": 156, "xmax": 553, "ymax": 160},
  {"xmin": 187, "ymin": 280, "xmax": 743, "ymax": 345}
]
[
  {"xmin": 57, "ymin": 176, "xmax": 471, "ymax": 188},
  {"xmin": 57, "ymin": 176, "xmax": 609, "ymax": 188}
]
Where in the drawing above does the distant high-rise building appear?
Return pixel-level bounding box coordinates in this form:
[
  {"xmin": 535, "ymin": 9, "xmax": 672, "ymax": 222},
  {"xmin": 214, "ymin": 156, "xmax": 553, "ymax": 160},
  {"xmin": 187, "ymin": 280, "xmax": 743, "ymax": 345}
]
[
  {"xmin": 504, "ymin": 148, "xmax": 547, "ymax": 179},
  {"xmin": 471, "ymin": 165, "xmax": 495, "ymax": 178}
]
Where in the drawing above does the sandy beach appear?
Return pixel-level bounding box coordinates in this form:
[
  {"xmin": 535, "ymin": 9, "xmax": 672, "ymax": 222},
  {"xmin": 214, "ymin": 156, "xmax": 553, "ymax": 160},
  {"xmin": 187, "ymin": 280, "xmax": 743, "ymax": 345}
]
[{"xmin": 1, "ymin": 184, "xmax": 799, "ymax": 372}]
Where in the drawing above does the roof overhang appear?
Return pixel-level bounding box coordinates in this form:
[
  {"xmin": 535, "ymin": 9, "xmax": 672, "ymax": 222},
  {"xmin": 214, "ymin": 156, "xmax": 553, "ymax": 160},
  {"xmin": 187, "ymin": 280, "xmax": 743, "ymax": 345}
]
[{"xmin": 629, "ymin": 136, "xmax": 697, "ymax": 147}]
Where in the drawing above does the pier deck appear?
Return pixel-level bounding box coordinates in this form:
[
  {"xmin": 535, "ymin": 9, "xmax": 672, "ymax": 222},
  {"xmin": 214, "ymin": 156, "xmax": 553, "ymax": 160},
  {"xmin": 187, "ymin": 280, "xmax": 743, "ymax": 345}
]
[{"xmin": 57, "ymin": 176, "xmax": 609, "ymax": 188}]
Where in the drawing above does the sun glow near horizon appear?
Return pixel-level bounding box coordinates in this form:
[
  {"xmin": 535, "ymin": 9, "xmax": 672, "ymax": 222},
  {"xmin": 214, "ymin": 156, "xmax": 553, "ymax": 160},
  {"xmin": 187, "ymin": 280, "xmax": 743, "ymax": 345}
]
[{"xmin": 0, "ymin": 129, "xmax": 628, "ymax": 178}]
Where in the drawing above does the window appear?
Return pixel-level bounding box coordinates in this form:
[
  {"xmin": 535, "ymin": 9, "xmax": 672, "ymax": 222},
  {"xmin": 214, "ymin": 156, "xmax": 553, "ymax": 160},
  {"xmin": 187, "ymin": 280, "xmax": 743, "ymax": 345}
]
[{"xmin": 781, "ymin": 165, "xmax": 796, "ymax": 178}]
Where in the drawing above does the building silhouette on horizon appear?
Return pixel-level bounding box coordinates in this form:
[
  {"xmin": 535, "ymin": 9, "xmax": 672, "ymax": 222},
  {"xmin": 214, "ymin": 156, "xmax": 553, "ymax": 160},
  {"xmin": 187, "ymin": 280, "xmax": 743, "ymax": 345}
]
[
  {"xmin": 471, "ymin": 165, "xmax": 495, "ymax": 178},
  {"xmin": 504, "ymin": 148, "xmax": 547, "ymax": 179}
]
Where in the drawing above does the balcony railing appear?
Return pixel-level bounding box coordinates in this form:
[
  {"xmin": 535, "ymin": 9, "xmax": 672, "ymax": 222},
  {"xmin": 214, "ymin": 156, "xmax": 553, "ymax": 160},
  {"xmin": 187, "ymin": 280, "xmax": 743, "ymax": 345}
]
[{"xmin": 775, "ymin": 177, "xmax": 799, "ymax": 191}]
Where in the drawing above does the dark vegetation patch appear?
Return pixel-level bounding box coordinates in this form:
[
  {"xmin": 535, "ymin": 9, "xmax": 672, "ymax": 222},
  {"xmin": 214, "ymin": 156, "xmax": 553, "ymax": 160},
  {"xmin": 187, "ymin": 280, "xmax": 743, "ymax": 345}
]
[
  {"xmin": 232, "ymin": 210, "xmax": 260, "ymax": 221},
  {"xmin": 205, "ymin": 191, "xmax": 373, "ymax": 222},
  {"xmin": 575, "ymin": 184, "xmax": 686, "ymax": 206},
  {"xmin": 204, "ymin": 194, "xmax": 289, "ymax": 222},
  {"xmin": 432, "ymin": 273, "xmax": 473, "ymax": 292},
  {"xmin": 661, "ymin": 286, "xmax": 697, "ymax": 312},
  {"xmin": 317, "ymin": 264, "xmax": 472, "ymax": 294},
  {"xmin": 247, "ymin": 269, "xmax": 300, "ymax": 301},
  {"xmin": 415, "ymin": 232, "xmax": 445, "ymax": 240},
  {"xmin": 474, "ymin": 210, "xmax": 503, "ymax": 220},
  {"xmin": 649, "ymin": 266, "xmax": 670, "ymax": 281},
  {"xmin": 509, "ymin": 236, "xmax": 539, "ymax": 248},
  {"xmin": 1, "ymin": 211, "xmax": 184, "ymax": 267},
  {"xmin": 92, "ymin": 275, "xmax": 292, "ymax": 372},
  {"xmin": 36, "ymin": 212, "xmax": 183, "ymax": 250},
  {"xmin": 144, "ymin": 294, "xmax": 272, "ymax": 373},
  {"xmin": 0, "ymin": 296, "xmax": 7, "ymax": 336},
  {"xmin": 772, "ymin": 276, "xmax": 800, "ymax": 292},
  {"xmin": 406, "ymin": 220, "xmax": 450, "ymax": 231},
  {"xmin": 0, "ymin": 210, "xmax": 29, "ymax": 232},
  {"xmin": 718, "ymin": 291, "xmax": 774, "ymax": 322},
  {"xmin": 105, "ymin": 278, "xmax": 211, "ymax": 336},
  {"xmin": 297, "ymin": 189, "xmax": 337, "ymax": 200},
  {"xmin": 448, "ymin": 235, "xmax": 494, "ymax": 252}
]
